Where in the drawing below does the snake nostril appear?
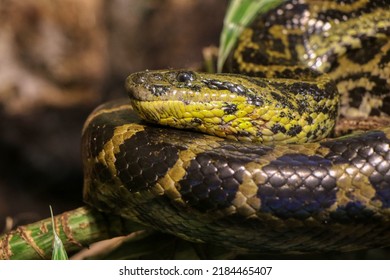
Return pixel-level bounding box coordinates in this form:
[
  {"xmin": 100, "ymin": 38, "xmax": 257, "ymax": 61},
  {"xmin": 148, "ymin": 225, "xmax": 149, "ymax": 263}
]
[{"xmin": 131, "ymin": 73, "xmax": 147, "ymax": 84}]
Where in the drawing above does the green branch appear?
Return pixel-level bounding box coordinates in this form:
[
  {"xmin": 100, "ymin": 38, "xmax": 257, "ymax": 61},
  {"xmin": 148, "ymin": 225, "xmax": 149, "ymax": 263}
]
[{"xmin": 0, "ymin": 206, "xmax": 143, "ymax": 260}]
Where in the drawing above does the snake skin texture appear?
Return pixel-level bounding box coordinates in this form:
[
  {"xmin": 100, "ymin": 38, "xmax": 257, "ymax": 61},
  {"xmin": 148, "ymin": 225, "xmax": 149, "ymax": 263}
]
[{"xmin": 82, "ymin": 0, "xmax": 390, "ymax": 253}]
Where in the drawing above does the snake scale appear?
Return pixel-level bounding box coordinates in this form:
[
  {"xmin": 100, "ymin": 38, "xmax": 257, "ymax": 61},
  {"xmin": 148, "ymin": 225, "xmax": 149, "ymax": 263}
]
[{"xmin": 82, "ymin": 0, "xmax": 390, "ymax": 253}]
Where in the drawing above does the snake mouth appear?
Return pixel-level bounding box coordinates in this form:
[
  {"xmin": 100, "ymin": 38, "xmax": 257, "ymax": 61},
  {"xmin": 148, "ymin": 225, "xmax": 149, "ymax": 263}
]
[
  {"xmin": 127, "ymin": 74, "xmax": 236, "ymax": 104},
  {"xmin": 126, "ymin": 71, "xmax": 259, "ymax": 106},
  {"xmin": 126, "ymin": 83, "xmax": 154, "ymax": 102}
]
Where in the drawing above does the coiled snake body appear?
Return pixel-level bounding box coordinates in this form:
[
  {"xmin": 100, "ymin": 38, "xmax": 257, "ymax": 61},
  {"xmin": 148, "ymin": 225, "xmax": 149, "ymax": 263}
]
[{"xmin": 82, "ymin": 0, "xmax": 390, "ymax": 253}]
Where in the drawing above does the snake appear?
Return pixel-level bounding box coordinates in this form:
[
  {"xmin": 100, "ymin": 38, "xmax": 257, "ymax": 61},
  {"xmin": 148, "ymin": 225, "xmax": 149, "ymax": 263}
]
[{"xmin": 82, "ymin": 0, "xmax": 390, "ymax": 253}]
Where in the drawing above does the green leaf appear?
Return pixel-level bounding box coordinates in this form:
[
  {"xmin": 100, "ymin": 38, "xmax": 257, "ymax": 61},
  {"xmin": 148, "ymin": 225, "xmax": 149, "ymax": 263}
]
[
  {"xmin": 50, "ymin": 206, "xmax": 69, "ymax": 260},
  {"xmin": 217, "ymin": 0, "xmax": 285, "ymax": 72}
]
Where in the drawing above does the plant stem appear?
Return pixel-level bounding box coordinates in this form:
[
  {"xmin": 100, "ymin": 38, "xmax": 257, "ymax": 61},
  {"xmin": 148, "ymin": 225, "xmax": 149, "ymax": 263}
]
[{"xmin": 0, "ymin": 206, "xmax": 142, "ymax": 260}]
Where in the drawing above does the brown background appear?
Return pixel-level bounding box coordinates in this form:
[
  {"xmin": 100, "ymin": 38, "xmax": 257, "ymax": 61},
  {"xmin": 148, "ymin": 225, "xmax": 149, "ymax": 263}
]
[{"xmin": 0, "ymin": 0, "xmax": 226, "ymax": 230}]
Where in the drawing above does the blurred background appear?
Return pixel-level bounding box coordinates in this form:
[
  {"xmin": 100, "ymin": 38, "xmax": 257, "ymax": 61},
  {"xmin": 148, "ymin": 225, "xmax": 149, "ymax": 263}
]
[
  {"xmin": 0, "ymin": 0, "xmax": 226, "ymax": 231},
  {"xmin": 1, "ymin": 0, "xmax": 389, "ymax": 260}
]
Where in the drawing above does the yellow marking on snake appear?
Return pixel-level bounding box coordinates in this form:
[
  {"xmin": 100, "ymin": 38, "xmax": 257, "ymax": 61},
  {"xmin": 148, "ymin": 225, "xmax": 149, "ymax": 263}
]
[{"xmin": 97, "ymin": 123, "xmax": 145, "ymax": 179}]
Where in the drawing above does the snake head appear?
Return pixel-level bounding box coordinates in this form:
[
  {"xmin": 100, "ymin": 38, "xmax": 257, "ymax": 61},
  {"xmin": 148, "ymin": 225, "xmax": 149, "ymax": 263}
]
[
  {"xmin": 126, "ymin": 69, "xmax": 256, "ymax": 102},
  {"xmin": 125, "ymin": 69, "xmax": 338, "ymax": 143},
  {"xmin": 125, "ymin": 69, "xmax": 267, "ymax": 141}
]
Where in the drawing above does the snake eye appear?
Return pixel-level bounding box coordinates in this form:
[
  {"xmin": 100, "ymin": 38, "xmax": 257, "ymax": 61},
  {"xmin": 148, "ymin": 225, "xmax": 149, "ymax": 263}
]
[{"xmin": 176, "ymin": 71, "xmax": 195, "ymax": 83}]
